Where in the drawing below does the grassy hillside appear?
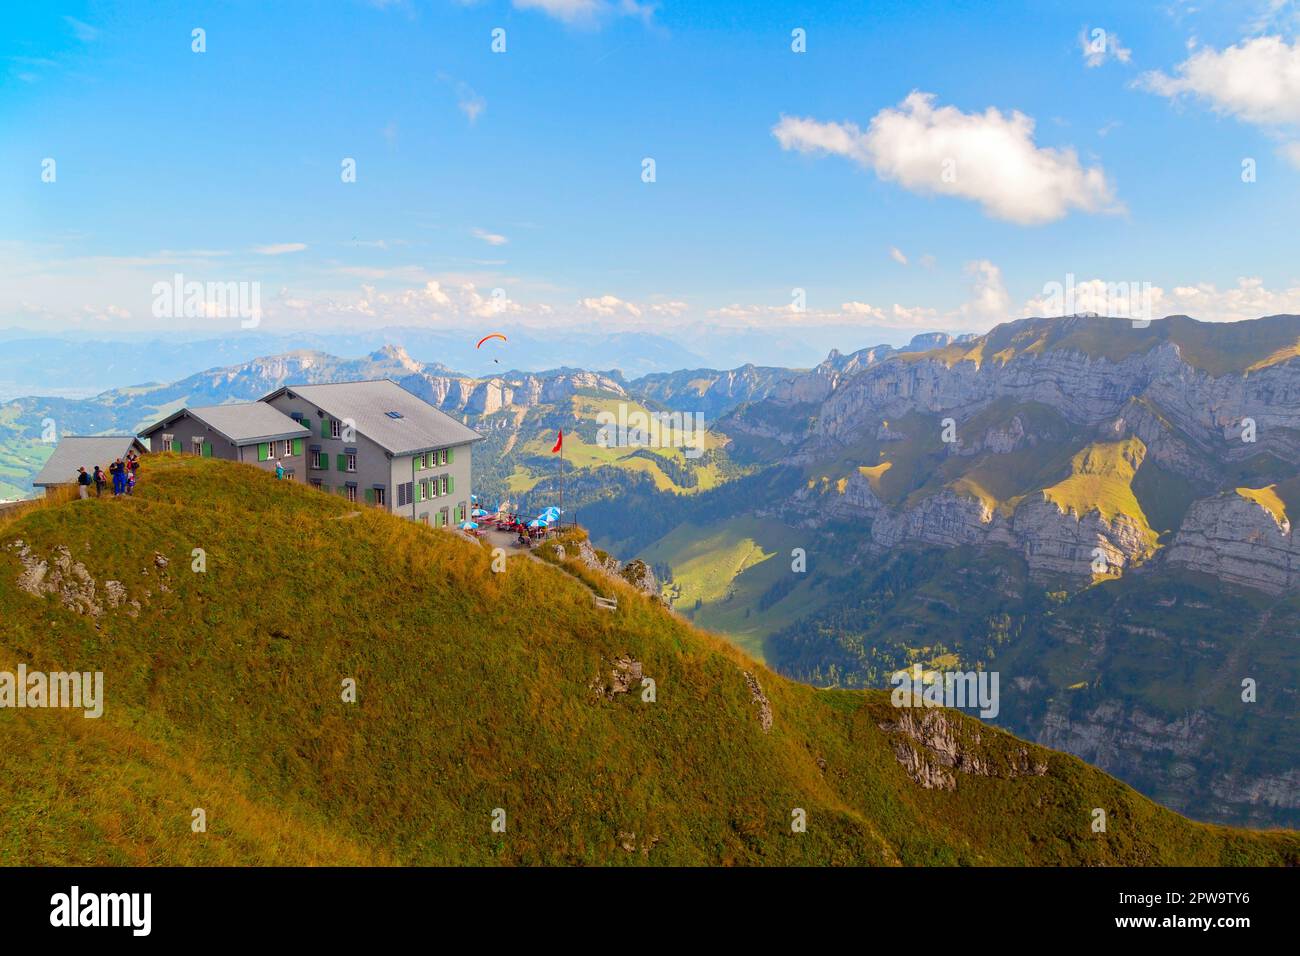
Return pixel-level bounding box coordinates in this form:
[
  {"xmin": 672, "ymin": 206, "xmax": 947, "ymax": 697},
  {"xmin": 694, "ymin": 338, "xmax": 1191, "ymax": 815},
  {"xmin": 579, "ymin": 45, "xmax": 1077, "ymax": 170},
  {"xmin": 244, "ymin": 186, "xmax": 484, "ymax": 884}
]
[
  {"xmin": 0, "ymin": 456, "xmax": 1294, "ymax": 865},
  {"xmin": 637, "ymin": 516, "xmax": 839, "ymax": 661},
  {"xmin": 502, "ymin": 395, "xmax": 734, "ymax": 497},
  {"xmin": 1041, "ymin": 439, "xmax": 1157, "ymax": 546}
]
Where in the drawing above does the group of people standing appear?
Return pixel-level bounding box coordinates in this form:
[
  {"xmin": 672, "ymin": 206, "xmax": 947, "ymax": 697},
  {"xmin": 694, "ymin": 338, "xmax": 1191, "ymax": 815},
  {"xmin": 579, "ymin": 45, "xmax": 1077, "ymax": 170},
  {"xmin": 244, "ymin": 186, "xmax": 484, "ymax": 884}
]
[{"xmin": 76, "ymin": 453, "xmax": 141, "ymax": 499}]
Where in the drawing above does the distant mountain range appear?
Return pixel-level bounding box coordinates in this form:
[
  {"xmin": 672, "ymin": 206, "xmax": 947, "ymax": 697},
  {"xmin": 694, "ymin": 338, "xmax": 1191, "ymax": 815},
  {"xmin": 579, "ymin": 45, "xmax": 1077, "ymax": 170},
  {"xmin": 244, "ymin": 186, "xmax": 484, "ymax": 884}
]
[
  {"xmin": 4, "ymin": 313, "xmax": 1300, "ymax": 827},
  {"xmin": 645, "ymin": 312, "xmax": 1300, "ymax": 828},
  {"xmin": 0, "ymin": 321, "xmax": 953, "ymax": 402}
]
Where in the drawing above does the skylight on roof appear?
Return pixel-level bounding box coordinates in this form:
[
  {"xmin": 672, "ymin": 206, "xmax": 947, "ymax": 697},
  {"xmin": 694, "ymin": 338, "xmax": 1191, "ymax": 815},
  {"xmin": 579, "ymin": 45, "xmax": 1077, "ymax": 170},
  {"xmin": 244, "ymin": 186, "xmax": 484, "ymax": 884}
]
[{"xmin": 385, "ymin": 411, "xmax": 404, "ymax": 419}]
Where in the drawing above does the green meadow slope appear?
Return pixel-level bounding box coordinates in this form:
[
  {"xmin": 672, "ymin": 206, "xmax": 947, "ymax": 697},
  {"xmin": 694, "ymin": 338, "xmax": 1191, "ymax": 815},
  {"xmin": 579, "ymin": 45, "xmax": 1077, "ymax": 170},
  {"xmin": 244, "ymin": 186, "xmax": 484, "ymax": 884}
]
[{"xmin": 0, "ymin": 456, "xmax": 1294, "ymax": 866}]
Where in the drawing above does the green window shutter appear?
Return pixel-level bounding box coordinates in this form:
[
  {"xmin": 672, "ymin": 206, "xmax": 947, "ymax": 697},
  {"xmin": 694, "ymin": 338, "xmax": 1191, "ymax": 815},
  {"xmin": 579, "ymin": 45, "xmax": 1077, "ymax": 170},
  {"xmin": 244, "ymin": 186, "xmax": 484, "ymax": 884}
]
[
  {"xmin": 293, "ymin": 438, "xmax": 303, "ymax": 456},
  {"xmin": 170, "ymin": 439, "xmax": 181, "ymax": 452},
  {"xmin": 258, "ymin": 442, "xmax": 269, "ymax": 461},
  {"xmin": 336, "ymin": 454, "xmax": 346, "ymax": 472},
  {"xmin": 364, "ymin": 488, "xmax": 375, "ymax": 506},
  {"xmin": 448, "ymin": 476, "xmax": 454, "ymax": 495},
  {"xmin": 321, "ymin": 418, "xmax": 330, "ymax": 438},
  {"xmin": 203, "ymin": 442, "xmax": 213, "ymax": 457},
  {"xmin": 448, "ymin": 447, "xmax": 454, "ymax": 465}
]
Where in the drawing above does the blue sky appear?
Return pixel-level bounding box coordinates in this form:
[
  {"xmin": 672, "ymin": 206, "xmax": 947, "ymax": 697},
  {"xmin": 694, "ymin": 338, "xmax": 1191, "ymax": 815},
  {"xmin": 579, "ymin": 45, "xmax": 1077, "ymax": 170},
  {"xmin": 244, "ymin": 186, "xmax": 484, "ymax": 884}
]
[{"xmin": 3, "ymin": 0, "xmax": 1299, "ymax": 349}]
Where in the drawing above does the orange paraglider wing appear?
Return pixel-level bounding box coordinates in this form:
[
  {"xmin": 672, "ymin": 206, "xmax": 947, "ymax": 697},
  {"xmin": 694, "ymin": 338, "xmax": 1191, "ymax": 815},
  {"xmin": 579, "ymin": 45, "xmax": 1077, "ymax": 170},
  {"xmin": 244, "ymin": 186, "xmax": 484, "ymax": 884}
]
[{"xmin": 476, "ymin": 333, "xmax": 508, "ymax": 349}]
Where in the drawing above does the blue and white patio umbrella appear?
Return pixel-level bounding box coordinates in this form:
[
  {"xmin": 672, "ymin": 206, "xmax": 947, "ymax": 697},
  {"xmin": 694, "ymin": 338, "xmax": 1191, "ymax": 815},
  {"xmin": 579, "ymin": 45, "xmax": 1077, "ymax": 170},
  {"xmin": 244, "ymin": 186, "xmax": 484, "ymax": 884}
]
[
  {"xmin": 470, "ymin": 494, "xmax": 479, "ymax": 503},
  {"xmin": 471, "ymin": 508, "xmax": 490, "ymax": 518},
  {"xmin": 458, "ymin": 520, "xmax": 479, "ymax": 530},
  {"xmin": 538, "ymin": 507, "xmax": 562, "ymax": 522},
  {"xmin": 527, "ymin": 519, "xmax": 548, "ymax": 528}
]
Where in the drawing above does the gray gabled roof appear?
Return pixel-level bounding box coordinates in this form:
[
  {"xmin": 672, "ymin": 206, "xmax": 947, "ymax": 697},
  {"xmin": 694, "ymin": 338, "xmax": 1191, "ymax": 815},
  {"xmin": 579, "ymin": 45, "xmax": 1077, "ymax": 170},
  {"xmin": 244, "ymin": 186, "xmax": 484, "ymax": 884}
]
[
  {"xmin": 31, "ymin": 436, "xmax": 147, "ymax": 486},
  {"xmin": 141, "ymin": 403, "xmax": 309, "ymax": 446},
  {"xmin": 262, "ymin": 380, "xmax": 483, "ymax": 455}
]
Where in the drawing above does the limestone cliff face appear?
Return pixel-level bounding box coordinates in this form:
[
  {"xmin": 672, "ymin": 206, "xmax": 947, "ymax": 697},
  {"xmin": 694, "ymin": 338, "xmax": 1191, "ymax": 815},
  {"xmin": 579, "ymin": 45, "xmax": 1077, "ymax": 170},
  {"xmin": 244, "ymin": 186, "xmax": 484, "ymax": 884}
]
[
  {"xmin": 812, "ymin": 476, "xmax": 1152, "ymax": 576},
  {"xmin": 1036, "ymin": 699, "xmax": 1300, "ymax": 827},
  {"xmin": 951, "ymin": 413, "xmax": 1030, "ymax": 457},
  {"xmin": 776, "ymin": 315, "xmax": 1300, "ymax": 590},
  {"xmin": 1165, "ymin": 493, "xmax": 1300, "ymax": 593},
  {"xmin": 815, "ymin": 337, "xmax": 1300, "ymax": 469},
  {"xmin": 402, "ymin": 369, "xmax": 626, "ymax": 416}
]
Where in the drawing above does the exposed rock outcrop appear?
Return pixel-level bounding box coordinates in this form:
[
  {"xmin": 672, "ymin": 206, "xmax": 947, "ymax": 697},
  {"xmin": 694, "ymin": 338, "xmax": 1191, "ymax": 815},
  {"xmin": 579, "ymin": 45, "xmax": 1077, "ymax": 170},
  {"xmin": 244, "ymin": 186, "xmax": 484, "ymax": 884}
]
[
  {"xmin": 878, "ymin": 709, "xmax": 1048, "ymax": 791},
  {"xmin": 806, "ymin": 476, "xmax": 1151, "ymax": 578},
  {"xmin": 554, "ymin": 539, "xmax": 660, "ymax": 599},
  {"xmin": 1165, "ymin": 493, "xmax": 1300, "ymax": 594},
  {"xmin": 8, "ymin": 540, "xmax": 149, "ymax": 618},
  {"xmin": 589, "ymin": 655, "xmax": 644, "ymax": 700},
  {"xmin": 743, "ymin": 671, "xmax": 773, "ymax": 733}
]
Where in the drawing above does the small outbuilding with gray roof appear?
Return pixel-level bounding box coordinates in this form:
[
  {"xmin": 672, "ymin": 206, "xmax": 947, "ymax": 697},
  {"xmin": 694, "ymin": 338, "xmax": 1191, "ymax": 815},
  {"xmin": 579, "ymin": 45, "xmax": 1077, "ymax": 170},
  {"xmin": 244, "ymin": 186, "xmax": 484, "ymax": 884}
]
[
  {"xmin": 260, "ymin": 379, "xmax": 483, "ymax": 523},
  {"xmin": 31, "ymin": 435, "xmax": 148, "ymax": 495},
  {"xmin": 139, "ymin": 403, "xmax": 309, "ymax": 478}
]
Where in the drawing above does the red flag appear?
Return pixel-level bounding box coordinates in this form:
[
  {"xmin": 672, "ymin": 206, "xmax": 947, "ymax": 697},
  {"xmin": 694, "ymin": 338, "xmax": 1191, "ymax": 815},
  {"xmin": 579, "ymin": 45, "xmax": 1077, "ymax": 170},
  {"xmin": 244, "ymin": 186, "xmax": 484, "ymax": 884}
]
[{"xmin": 552, "ymin": 430, "xmax": 563, "ymax": 453}]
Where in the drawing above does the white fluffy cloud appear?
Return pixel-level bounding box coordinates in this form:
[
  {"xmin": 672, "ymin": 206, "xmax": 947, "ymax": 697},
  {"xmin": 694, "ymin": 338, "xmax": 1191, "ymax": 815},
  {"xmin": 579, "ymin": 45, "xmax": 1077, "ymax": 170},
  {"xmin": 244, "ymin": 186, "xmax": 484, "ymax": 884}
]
[
  {"xmin": 1022, "ymin": 276, "xmax": 1300, "ymax": 324},
  {"xmin": 1080, "ymin": 28, "xmax": 1132, "ymax": 68},
  {"xmin": 889, "ymin": 246, "xmax": 908, "ymax": 266},
  {"xmin": 957, "ymin": 260, "xmax": 1011, "ymax": 324},
  {"xmin": 773, "ymin": 92, "xmax": 1121, "ymax": 225},
  {"xmin": 472, "ymin": 228, "xmax": 508, "ymax": 246},
  {"xmin": 254, "ymin": 243, "xmax": 307, "ymax": 256},
  {"xmin": 512, "ymin": 0, "xmax": 653, "ymax": 26},
  {"xmin": 1138, "ymin": 36, "xmax": 1300, "ymax": 125},
  {"xmin": 579, "ymin": 294, "xmax": 643, "ymax": 318},
  {"xmin": 514, "ymin": 0, "xmax": 602, "ymax": 21},
  {"xmin": 649, "ymin": 299, "xmax": 689, "ymax": 317}
]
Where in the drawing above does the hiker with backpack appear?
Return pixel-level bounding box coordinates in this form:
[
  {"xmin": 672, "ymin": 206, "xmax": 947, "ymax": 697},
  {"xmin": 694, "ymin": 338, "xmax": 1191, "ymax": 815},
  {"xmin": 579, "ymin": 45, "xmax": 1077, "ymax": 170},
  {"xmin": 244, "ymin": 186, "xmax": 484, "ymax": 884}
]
[
  {"xmin": 110, "ymin": 459, "xmax": 124, "ymax": 496},
  {"xmin": 76, "ymin": 467, "xmax": 92, "ymax": 499},
  {"xmin": 93, "ymin": 465, "xmax": 106, "ymax": 496}
]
